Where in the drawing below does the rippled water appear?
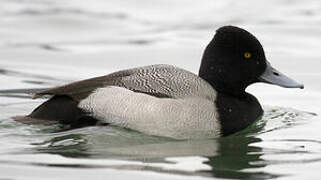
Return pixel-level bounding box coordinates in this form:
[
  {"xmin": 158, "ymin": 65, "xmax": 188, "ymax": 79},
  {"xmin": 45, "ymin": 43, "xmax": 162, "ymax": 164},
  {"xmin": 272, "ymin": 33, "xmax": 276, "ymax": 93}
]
[{"xmin": 1, "ymin": 0, "xmax": 321, "ymax": 179}]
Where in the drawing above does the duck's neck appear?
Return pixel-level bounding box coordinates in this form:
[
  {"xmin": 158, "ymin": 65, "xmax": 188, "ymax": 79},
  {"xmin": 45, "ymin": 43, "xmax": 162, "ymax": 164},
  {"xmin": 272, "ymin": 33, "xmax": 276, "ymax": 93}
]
[
  {"xmin": 199, "ymin": 64, "xmax": 248, "ymax": 98},
  {"xmin": 208, "ymin": 79, "xmax": 247, "ymax": 98}
]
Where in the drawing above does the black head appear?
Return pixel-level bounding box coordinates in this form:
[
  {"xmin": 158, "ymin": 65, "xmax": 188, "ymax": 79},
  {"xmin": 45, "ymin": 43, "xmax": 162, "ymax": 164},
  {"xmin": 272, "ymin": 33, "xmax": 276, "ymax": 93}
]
[{"xmin": 199, "ymin": 26, "xmax": 267, "ymax": 96}]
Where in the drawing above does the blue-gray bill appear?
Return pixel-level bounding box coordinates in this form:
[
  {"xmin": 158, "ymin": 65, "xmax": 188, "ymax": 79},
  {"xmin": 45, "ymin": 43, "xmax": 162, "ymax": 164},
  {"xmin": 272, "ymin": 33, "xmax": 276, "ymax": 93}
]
[{"xmin": 258, "ymin": 61, "xmax": 304, "ymax": 89}]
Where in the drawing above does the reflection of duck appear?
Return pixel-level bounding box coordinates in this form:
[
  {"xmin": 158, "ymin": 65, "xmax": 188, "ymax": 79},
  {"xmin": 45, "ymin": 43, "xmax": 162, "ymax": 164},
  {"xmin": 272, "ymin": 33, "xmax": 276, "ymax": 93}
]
[
  {"xmin": 205, "ymin": 136, "xmax": 279, "ymax": 179},
  {"xmin": 15, "ymin": 26, "xmax": 303, "ymax": 139},
  {"xmin": 31, "ymin": 123, "xmax": 277, "ymax": 179}
]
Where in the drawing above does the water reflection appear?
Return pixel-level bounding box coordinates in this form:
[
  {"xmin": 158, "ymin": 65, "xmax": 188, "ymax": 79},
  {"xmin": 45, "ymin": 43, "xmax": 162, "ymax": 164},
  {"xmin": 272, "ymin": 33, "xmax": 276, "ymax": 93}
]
[
  {"xmin": 205, "ymin": 136, "xmax": 279, "ymax": 179},
  {"xmin": 33, "ymin": 134, "xmax": 90, "ymax": 158},
  {"xmin": 26, "ymin": 122, "xmax": 279, "ymax": 179}
]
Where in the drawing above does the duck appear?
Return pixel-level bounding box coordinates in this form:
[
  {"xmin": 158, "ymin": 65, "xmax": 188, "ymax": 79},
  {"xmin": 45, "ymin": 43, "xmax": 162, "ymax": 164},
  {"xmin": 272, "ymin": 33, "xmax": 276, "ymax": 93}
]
[{"xmin": 15, "ymin": 26, "xmax": 304, "ymax": 139}]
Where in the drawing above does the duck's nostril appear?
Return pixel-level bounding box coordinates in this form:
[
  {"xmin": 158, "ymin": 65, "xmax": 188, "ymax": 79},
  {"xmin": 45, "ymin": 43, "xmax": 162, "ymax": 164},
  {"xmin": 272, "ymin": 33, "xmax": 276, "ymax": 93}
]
[{"xmin": 273, "ymin": 72, "xmax": 279, "ymax": 76}]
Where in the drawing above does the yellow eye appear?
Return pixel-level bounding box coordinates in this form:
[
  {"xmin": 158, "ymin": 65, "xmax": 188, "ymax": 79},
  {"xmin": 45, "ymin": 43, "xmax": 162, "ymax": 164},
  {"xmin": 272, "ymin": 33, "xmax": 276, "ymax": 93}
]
[{"xmin": 244, "ymin": 52, "xmax": 251, "ymax": 59}]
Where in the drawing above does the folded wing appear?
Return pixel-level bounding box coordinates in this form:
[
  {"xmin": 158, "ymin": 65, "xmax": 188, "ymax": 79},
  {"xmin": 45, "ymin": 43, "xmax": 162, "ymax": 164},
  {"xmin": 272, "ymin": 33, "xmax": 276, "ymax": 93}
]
[{"xmin": 34, "ymin": 64, "xmax": 216, "ymax": 102}]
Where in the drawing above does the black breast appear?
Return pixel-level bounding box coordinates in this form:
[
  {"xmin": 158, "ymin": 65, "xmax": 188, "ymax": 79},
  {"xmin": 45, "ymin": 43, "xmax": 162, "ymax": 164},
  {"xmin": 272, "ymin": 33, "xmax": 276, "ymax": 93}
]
[{"xmin": 215, "ymin": 93, "xmax": 263, "ymax": 136}]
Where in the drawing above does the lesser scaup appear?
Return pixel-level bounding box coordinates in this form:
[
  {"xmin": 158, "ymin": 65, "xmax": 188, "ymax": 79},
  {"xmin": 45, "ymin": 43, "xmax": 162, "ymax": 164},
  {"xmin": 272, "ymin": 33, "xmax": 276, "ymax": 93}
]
[{"xmin": 15, "ymin": 26, "xmax": 303, "ymax": 139}]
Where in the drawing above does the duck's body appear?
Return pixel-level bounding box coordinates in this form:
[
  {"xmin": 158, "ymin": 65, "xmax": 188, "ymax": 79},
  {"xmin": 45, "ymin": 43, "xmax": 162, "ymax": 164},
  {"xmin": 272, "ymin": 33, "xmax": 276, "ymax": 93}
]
[
  {"xmin": 77, "ymin": 65, "xmax": 221, "ymax": 139},
  {"xmin": 27, "ymin": 64, "xmax": 222, "ymax": 139},
  {"xmin": 16, "ymin": 26, "xmax": 303, "ymax": 139}
]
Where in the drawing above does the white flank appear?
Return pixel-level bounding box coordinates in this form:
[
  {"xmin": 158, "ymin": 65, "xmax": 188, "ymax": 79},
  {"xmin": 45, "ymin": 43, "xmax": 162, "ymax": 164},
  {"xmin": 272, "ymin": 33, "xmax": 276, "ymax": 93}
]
[{"xmin": 78, "ymin": 86, "xmax": 221, "ymax": 139}]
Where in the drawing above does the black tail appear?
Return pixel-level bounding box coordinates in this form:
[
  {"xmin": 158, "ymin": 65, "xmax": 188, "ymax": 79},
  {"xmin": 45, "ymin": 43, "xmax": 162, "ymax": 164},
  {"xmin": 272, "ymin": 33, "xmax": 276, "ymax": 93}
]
[{"xmin": 15, "ymin": 95, "xmax": 98, "ymax": 128}]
